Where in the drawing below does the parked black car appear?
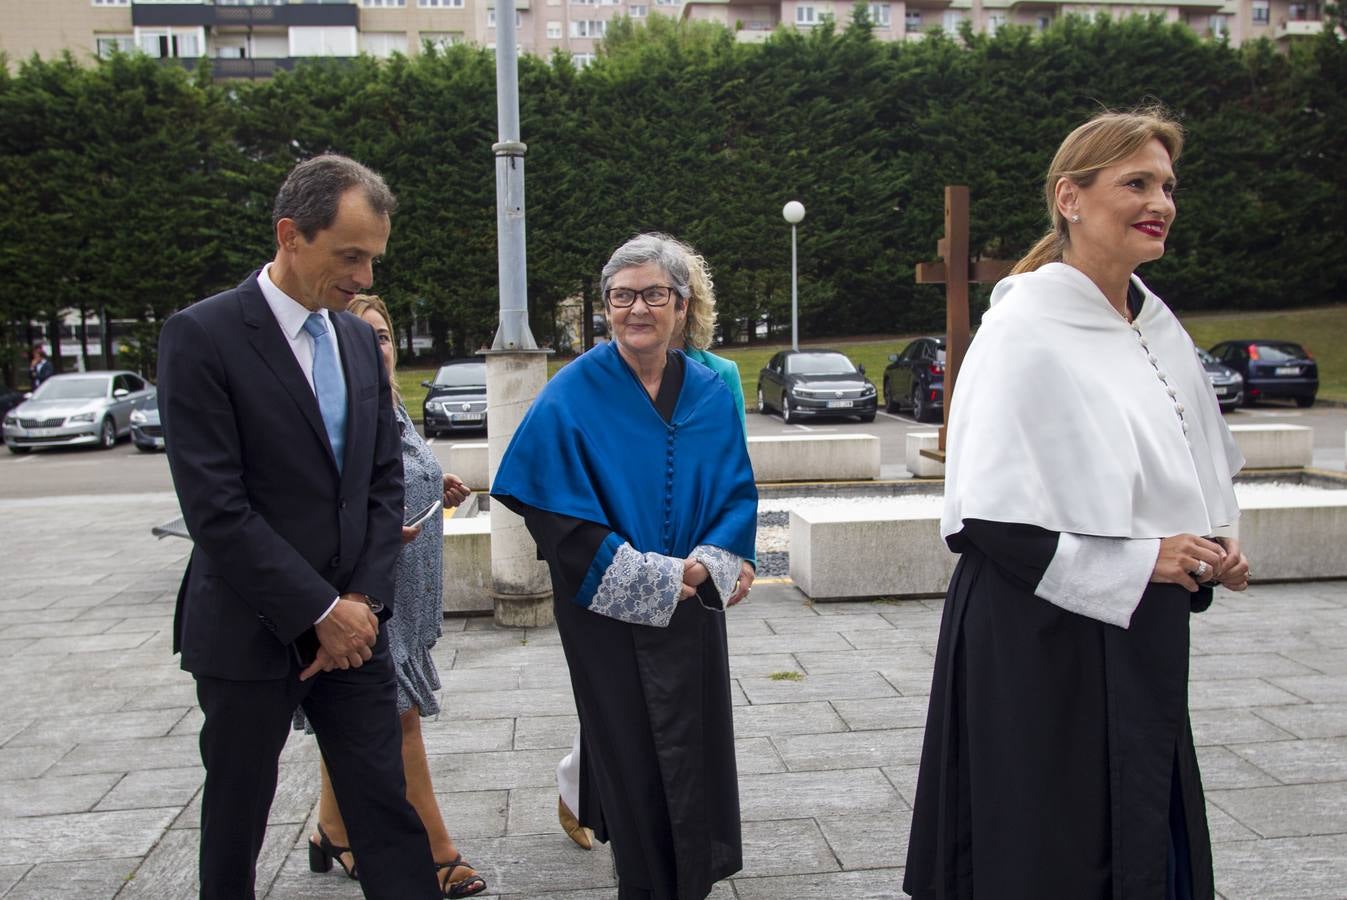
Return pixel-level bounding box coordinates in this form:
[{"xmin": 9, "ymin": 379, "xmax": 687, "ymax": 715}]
[
  {"xmin": 883, "ymin": 336, "xmax": 946, "ymax": 422},
  {"xmin": 1208, "ymin": 340, "xmax": 1318, "ymax": 408},
  {"xmin": 756, "ymin": 349, "xmax": 877, "ymax": 423},
  {"xmin": 130, "ymin": 395, "xmax": 165, "ymax": 451},
  {"xmin": 1195, "ymin": 348, "xmax": 1244, "ymax": 413},
  {"xmin": 421, "ymin": 359, "xmax": 488, "ymax": 437}
]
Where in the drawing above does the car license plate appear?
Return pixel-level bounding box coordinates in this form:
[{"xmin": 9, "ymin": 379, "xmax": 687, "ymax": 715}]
[
  {"xmin": 32, "ymin": 428, "xmax": 52, "ymax": 437},
  {"xmin": 1214, "ymin": 387, "xmax": 1229, "ymax": 397},
  {"xmin": 825, "ymin": 400, "xmax": 854, "ymax": 408},
  {"xmin": 1275, "ymin": 366, "xmax": 1300, "ymax": 376},
  {"xmin": 451, "ymin": 413, "xmax": 483, "ymax": 423}
]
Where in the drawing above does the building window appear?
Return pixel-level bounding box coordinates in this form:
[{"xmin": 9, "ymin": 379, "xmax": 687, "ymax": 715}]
[
  {"xmin": 1208, "ymin": 13, "xmax": 1229, "ymax": 34},
  {"xmin": 95, "ymin": 34, "xmax": 136, "ymax": 57},
  {"xmin": 361, "ymin": 31, "xmax": 408, "ymax": 56},
  {"xmin": 91, "ymin": 0, "xmax": 129, "ymax": 6},
  {"xmin": 866, "ymin": 3, "xmax": 890, "ymax": 26},
  {"xmin": 570, "ymin": 18, "xmax": 606, "ymax": 36},
  {"xmin": 572, "ymin": 52, "xmax": 595, "ymax": 67},
  {"xmin": 421, "ymin": 31, "xmax": 462, "ymax": 48},
  {"xmin": 136, "ymin": 28, "xmax": 203, "ymax": 59},
  {"xmin": 362, "ymin": 1, "xmax": 406, "ymax": 7},
  {"xmin": 796, "ymin": 5, "xmax": 816, "ymax": 25},
  {"xmin": 1250, "ymin": 0, "xmax": 1270, "ymax": 21},
  {"xmin": 987, "ymin": 12, "xmax": 1006, "ymax": 32},
  {"xmin": 1036, "ymin": 14, "xmax": 1052, "ymax": 29},
  {"xmin": 654, "ymin": 0, "xmax": 678, "ymax": 5},
  {"xmin": 290, "ymin": 26, "xmax": 359, "ymax": 57},
  {"xmin": 419, "ymin": 0, "xmax": 464, "ymax": 7},
  {"xmin": 602, "ymin": 0, "xmax": 621, "ymax": 5},
  {"xmin": 546, "ymin": 20, "xmax": 563, "ymax": 37},
  {"xmin": 942, "ymin": 10, "xmax": 964, "ymax": 30},
  {"xmin": 487, "ymin": 8, "xmax": 522, "ymax": 27},
  {"xmin": 630, "ymin": 4, "xmax": 646, "ymax": 15},
  {"xmin": 904, "ymin": 9, "xmax": 921, "ymax": 31},
  {"xmin": 571, "ymin": 0, "xmax": 598, "ymax": 6}
]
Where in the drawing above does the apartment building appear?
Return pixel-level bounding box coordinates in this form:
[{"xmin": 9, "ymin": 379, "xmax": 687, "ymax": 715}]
[
  {"xmin": 0, "ymin": 0, "xmax": 1326, "ymax": 78},
  {"xmin": 681, "ymin": 0, "xmax": 1332, "ymax": 45},
  {"xmin": 0, "ymin": 0, "xmax": 684, "ymax": 76}
]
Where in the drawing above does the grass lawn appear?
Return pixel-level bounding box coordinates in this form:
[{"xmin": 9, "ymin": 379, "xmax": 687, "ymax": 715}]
[{"xmin": 395, "ymin": 303, "xmax": 1344, "ymax": 422}]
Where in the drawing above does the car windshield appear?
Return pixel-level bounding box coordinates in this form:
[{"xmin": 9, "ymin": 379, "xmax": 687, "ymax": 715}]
[
  {"xmin": 33, "ymin": 377, "xmax": 108, "ymax": 400},
  {"xmin": 1253, "ymin": 343, "xmax": 1308, "ymax": 363},
  {"xmin": 1196, "ymin": 348, "xmax": 1217, "ymax": 365},
  {"xmin": 786, "ymin": 353, "xmax": 856, "ymax": 375},
  {"xmin": 434, "ymin": 364, "xmax": 486, "ymax": 388}
]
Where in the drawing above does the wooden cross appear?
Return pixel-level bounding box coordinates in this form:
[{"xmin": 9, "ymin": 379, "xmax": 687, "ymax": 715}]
[{"xmin": 914, "ymin": 185, "xmax": 1014, "ymax": 455}]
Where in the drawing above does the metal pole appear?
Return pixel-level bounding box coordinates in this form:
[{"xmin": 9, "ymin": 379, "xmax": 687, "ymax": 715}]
[
  {"xmin": 491, "ymin": 0, "xmax": 535, "ymax": 352},
  {"xmin": 790, "ymin": 224, "xmax": 799, "ymax": 352},
  {"xmin": 485, "ymin": 0, "xmax": 552, "ymax": 627}
]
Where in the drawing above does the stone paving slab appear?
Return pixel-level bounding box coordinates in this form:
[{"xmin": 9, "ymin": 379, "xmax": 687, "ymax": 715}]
[{"xmin": 1, "ymin": 494, "xmax": 1345, "ymax": 899}]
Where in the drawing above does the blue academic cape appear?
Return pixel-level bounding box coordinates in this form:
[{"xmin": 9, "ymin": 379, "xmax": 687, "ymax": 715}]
[{"xmin": 492, "ymin": 341, "xmax": 757, "ymax": 610}]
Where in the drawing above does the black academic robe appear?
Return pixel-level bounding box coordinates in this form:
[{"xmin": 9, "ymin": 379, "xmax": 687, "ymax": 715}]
[
  {"xmin": 903, "ymin": 519, "xmax": 1215, "ymax": 900},
  {"xmin": 498, "ymin": 354, "xmax": 743, "ymax": 900}
]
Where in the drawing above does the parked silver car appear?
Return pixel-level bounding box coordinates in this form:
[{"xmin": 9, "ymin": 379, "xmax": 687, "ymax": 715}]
[
  {"xmin": 130, "ymin": 400, "xmax": 164, "ymax": 452},
  {"xmin": 2, "ymin": 371, "xmax": 156, "ymax": 454}
]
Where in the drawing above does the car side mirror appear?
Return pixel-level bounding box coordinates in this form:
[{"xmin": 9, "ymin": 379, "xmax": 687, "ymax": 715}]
[
  {"xmin": 421, "ymin": 380, "xmax": 433, "ymax": 388},
  {"xmin": 857, "ymin": 364, "xmax": 865, "ymax": 375},
  {"xmin": 113, "ymin": 388, "xmax": 129, "ymax": 399}
]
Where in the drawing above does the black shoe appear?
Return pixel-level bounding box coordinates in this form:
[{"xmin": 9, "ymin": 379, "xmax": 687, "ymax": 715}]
[{"xmin": 308, "ymin": 823, "xmax": 358, "ymax": 880}]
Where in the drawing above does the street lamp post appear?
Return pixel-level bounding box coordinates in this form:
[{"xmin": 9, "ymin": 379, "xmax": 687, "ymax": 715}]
[{"xmin": 782, "ymin": 200, "xmax": 805, "ymax": 351}]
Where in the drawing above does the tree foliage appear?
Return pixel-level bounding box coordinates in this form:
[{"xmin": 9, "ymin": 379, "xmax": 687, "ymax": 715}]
[{"xmin": 2, "ymin": 15, "xmax": 1343, "ymax": 380}]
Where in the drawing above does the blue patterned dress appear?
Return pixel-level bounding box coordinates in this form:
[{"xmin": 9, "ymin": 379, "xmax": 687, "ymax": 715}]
[{"xmin": 295, "ymin": 401, "xmax": 444, "ymax": 730}]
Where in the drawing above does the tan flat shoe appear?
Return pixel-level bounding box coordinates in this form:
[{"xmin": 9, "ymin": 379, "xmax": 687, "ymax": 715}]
[{"xmin": 558, "ymin": 795, "xmax": 594, "ymax": 850}]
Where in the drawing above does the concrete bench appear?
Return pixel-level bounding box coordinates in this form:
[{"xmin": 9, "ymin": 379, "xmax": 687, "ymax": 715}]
[
  {"xmin": 1229, "ymin": 424, "xmax": 1313, "ymax": 470},
  {"xmin": 789, "ymin": 496, "xmax": 953, "ymax": 599},
  {"xmin": 442, "ymin": 512, "xmax": 493, "ymax": 615},
  {"xmin": 905, "ymin": 431, "xmax": 945, "ymax": 479},
  {"xmin": 748, "ymin": 434, "xmax": 880, "ymax": 483},
  {"xmin": 445, "ymin": 441, "xmax": 490, "ymax": 490}
]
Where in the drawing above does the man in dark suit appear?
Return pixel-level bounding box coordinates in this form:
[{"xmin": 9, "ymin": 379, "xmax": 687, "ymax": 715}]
[
  {"xmin": 157, "ymin": 155, "xmax": 440, "ymax": 900},
  {"xmin": 29, "ymin": 345, "xmax": 53, "ymax": 390}
]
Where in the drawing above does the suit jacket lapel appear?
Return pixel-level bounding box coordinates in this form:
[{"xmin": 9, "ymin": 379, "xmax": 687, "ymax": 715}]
[
  {"xmin": 331, "ymin": 311, "xmax": 366, "ymax": 481},
  {"xmin": 238, "ymin": 275, "xmax": 339, "ymax": 473}
]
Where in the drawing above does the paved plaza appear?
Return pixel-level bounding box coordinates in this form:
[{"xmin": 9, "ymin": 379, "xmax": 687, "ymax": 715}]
[{"xmin": 1, "ymin": 491, "xmax": 1345, "ymax": 898}]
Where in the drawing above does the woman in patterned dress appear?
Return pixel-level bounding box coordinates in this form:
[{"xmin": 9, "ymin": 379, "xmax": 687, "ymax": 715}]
[{"xmin": 304, "ymin": 294, "xmax": 485, "ymax": 898}]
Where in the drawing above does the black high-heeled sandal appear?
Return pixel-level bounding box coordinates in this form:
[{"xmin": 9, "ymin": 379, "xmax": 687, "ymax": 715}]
[
  {"xmin": 436, "ymin": 854, "xmax": 486, "ymax": 898},
  {"xmin": 308, "ymin": 823, "xmax": 359, "ymax": 880}
]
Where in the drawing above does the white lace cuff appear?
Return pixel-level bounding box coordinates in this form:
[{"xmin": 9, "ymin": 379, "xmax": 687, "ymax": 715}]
[
  {"xmin": 1036, "ymin": 533, "xmax": 1159, "ymax": 629},
  {"xmin": 588, "ymin": 542, "xmax": 682, "ymax": 628},
  {"xmin": 690, "ymin": 544, "xmax": 743, "ymax": 612}
]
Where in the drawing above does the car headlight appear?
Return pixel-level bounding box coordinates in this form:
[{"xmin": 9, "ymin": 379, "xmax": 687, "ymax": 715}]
[
  {"xmin": 130, "ymin": 409, "xmax": 147, "ymax": 425},
  {"xmin": 67, "ymin": 412, "xmax": 96, "ymax": 423},
  {"xmin": 2, "ymin": 415, "xmax": 16, "ymax": 427},
  {"xmin": 862, "ymin": 384, "xmax": 876, "ymax": 395}
]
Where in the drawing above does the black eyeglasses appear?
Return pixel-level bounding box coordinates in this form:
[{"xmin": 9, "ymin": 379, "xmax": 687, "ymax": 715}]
[{"xmin": 605, "ymin": 285, "xmax": 676, "ymax": 308}]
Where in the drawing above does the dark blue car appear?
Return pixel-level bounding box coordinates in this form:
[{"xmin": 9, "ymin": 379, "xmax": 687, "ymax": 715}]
[
  {"xmin": 883, "ymin": 336, "xmax": 945, "ymax": 422},
  {"xmin": 1208, "ymin": 340, "xmax": 1318, "ymax": 408}
]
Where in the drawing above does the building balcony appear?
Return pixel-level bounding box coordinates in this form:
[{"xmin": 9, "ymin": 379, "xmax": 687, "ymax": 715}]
[
  {"xmin": 132, "ymin": 3, "xmax": 358, "ymax": 29},
  {"xmin": 1275, "ymin": 17, "xmax": 1326, "ymax": 38},
  {"xmin": 162, "ymin": 55, "xmax": 324, "ymax": 79}
]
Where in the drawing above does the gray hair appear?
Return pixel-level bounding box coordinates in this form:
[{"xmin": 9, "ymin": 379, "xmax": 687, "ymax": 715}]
[
  {"xmin": 272, "ymin": 154, "xmax": 397, "ymax": 241},
  {"xmin": 599, "ymin": 233, "xmax": 693, "ymax": 310}
]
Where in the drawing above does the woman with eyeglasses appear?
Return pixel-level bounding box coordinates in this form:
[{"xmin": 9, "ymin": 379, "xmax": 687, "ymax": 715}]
[
  {"xmin": 493, "ymin": 233, "xmax": 757, "ymax": 899},
  {"xmin": 301, "ymin": 294, "xmax": 486, "ymax": 899}
]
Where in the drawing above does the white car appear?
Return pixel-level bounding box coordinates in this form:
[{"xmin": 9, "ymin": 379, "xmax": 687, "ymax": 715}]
[{"xmin": 3, "ymin": 371, "xmax": 156, "ymax": 454}]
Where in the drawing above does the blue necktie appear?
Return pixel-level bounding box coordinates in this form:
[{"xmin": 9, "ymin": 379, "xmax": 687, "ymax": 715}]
[{"xmin": 302, "ymin": 313, "xmax": 347, "ymax": 473}]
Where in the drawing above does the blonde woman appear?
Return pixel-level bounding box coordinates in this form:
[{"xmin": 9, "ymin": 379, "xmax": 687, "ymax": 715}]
[
  {"xmin": 904, "ymin": 110, "xmax": 1248, "ymax": 900},
  {"xmin": 303, "ymin": 295, "xmax": 485, "ymax": 898}
]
